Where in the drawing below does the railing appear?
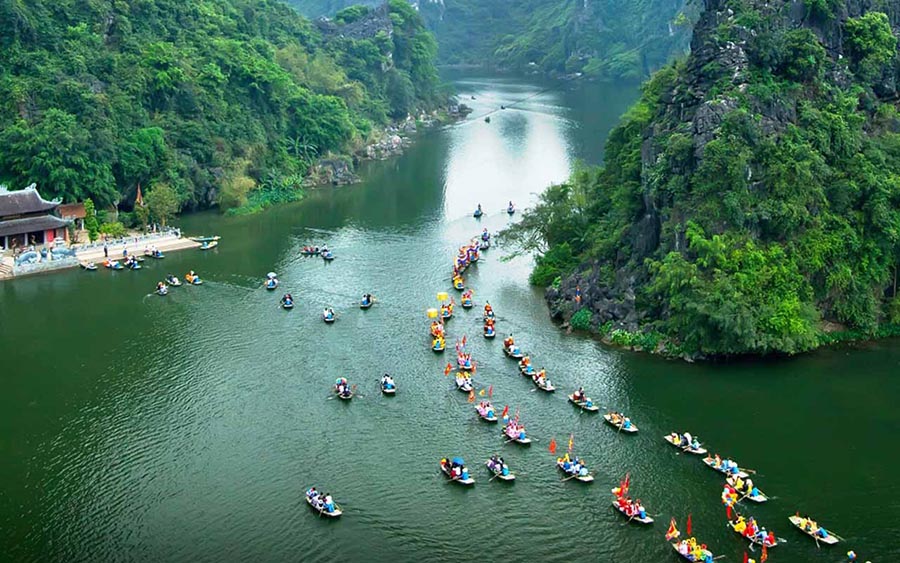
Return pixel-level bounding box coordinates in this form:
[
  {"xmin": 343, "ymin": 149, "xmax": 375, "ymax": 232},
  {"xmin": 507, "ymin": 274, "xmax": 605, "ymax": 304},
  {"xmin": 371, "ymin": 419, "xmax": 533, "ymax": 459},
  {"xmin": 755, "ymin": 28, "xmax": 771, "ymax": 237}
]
[{"xmin": 13, "ymin": 256, "xmax": 79, "ymax": 276}]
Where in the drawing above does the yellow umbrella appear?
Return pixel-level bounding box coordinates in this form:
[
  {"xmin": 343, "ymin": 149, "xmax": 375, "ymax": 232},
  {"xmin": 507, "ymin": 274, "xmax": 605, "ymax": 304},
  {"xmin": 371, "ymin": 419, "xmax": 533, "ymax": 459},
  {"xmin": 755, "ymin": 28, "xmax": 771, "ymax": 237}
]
[
  {"xmin": 437, "ymin": 291, "xmax": 449, "ymax": 302},
  {"xmin": 427, "ymin": 308, "xmax": 439, "ymax": 319}
]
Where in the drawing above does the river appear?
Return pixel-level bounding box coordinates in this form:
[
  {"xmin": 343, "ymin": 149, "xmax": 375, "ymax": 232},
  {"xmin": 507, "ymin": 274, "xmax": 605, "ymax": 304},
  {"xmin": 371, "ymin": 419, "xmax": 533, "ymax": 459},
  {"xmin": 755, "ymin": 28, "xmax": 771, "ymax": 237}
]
[{"xmin": 1, "ymin": 73, "xmax": 898, "ymax": 562}]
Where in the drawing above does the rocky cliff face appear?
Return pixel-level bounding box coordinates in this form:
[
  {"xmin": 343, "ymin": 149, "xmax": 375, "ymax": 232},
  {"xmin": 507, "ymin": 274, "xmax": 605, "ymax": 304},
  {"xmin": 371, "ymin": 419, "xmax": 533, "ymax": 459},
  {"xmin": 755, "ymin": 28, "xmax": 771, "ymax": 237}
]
[{"xmin": 542, "ymin": 0, "xmax": 900, "ymax": 355}]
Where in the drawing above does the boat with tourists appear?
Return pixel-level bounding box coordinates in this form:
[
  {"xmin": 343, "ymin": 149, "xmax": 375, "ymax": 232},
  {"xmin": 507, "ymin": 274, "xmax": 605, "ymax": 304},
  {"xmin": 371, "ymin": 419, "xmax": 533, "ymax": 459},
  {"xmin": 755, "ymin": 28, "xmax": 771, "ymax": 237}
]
[
  {"xmin": 502, "ymin": 419, "xmax": 531, "ymax": 445},
  {"xmin": 165, "ymin": 274, "xmax": 182, "ymax": 287},
  {"xmin": 380, "ymin": 374, "xmax": 396, "ymax": 395},
  {"xmin": 788, "ymin": 514, "xmax": 840, "ymax": 545},
  {"xmin": 703, "ymin": 454, "xmax": 749, "ymax": 478},
  {"xmin": 664, "ymin": 432, "xmax": 706, "ymax": 454},
  {"xmin": 568, "ymin": 388, "xmax": 598, "ymax": 411},
  {"xmin": 671, "ymin": 538, "xmax": 715, "ymax": 562},
  {"xmin": 531, "ymin": 368, "xmax": 554, "ymax": 392},
  {"xmin": 185, "ymin": 271, "xmax": 203, "ymax": 285},
  {"xmin": 333, "ymin": 377, "xmax": 353, "ymax": 400},
  {"xmin": 727, "ymin": 515, "xmax": 781, "ymax": 548},
  {"xmin": 323, "ymin": 308, "xmax": 336, "ymax": 323},
  {"xmin": 556, "ymin": 453, "xmax": 593, "ymax": 482},
  {"xmin": 360, "ymin": 294, "xmax": 375, "ymax": 309},
  {"xmin": 475, "ymin": 400, "xmax": 497, "ymax": 422},
  {"xmin": 265, "ymin": 272, "xmax": 278, "ymax": 290},
  {"xmin": 502, "ymin": 336, "xmax": 524, "ymax": 359},
  {"xmin": 604, "ymin": 412, "xmax": 638, "ymax": 433},
  {"xmin": 304, "ymin": 487, "xmax": 342, "ymax": 517},
  {"xmin": 199, "ymin": 240, "xmax": 218, "ymax": 250},
  {"xmin": 485, "ymin": 455, "xmax": 515, "ymax": 481},
  {"xmin": 455, "ymin": 372, "xmax": 474, "ymax": 393},
  {"xmin": 725, "ymin": 474, "xmax": 767, "ymax": 503},
  {"xmin": 440, "ymin": 457, "xmax": 474, "ymax": 486},
  {"xmin": 281, "ymin": 294, "xmax": 294, "ymax": 309}
]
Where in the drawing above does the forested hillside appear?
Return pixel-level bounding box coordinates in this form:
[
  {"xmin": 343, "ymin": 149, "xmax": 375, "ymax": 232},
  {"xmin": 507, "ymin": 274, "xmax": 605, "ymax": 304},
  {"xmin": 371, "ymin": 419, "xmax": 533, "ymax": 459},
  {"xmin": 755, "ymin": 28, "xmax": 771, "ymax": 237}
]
[
  {"xmin": 288, "ymin": 0, "xmax": 695, "ymax": 80},
  {"xmin": 504, "ymin": 0, "xmax": 900, "ymax": 356},
  {"xmin": 0, "ymin": 0, "xmax": 440, "ymax": 212}
]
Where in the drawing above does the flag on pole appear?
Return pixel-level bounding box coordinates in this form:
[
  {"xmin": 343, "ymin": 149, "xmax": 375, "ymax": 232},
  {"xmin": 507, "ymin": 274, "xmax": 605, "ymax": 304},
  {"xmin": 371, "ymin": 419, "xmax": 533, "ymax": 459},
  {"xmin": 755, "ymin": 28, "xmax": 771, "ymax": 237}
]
[
  {"xmin": 726, "ymin": 504, "xmax": 732, "ymax": 520},
  {"xmin": 548, "ymin": 438, "xmax": 557, "ymax": 454},
  {"xmin": 665, "ymin": 518, "xmax": 680, "ymax": 541},
  {"xmin": 567, "ymin": 434, "xmax": 574, "ymax": 452},
  {"xmin": 743, "ymin": 552, "xmax": 748, "ymax": 563},
  {"xmin": 478, "ymin": 388, "xmax": 485, "ymax": 397},
  {"xmin": 462, "ymin": 335, "xmax": 467, "ymax": 346},
  {"xmin": 467, "ymin": 389, "xmax": 475, "ymax": 403},
  {"xmin": 760, "ymin": 545, "xmax": 768, "ymax": 563},
  {"xmin": 444, "ymin": 363, "xmax": 452, "ymax": 375},
  {"xmin": 501, "ymin": 405, "xmax": 509, "ymax": 418},
  {"xmin": 686, "ymin": 513, "xmax": 692, "ymax": 536},
  {"xmin": 488, "ymin": 385, "xmax": 493, "ymax": 398}
]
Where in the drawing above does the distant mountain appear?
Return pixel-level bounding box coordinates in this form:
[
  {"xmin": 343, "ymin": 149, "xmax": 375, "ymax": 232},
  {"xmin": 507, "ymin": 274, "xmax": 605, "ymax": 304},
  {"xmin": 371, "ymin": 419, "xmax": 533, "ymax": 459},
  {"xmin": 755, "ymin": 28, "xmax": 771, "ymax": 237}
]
[{"xmin": 287, "ymin": 0, "xmax": 696, "ymax": 80}]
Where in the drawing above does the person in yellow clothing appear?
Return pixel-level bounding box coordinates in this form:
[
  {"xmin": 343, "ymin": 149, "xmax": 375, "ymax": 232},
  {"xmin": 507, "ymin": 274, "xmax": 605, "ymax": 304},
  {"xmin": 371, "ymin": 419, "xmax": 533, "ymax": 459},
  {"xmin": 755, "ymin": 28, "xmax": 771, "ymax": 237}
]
[{"xmin": 733, "ymin": 516, "xmax": 747, "ymax": 534}]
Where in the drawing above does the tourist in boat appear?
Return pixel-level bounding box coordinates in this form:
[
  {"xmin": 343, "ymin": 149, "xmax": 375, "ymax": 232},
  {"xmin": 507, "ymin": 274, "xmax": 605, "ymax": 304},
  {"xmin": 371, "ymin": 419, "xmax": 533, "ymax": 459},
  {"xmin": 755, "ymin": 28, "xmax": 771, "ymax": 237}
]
[
  {"xmin": 519, "ymin": 355, "xmax": 533, "ymax": 373},
  {"xmin": 381, "ymin": 374, "xmax": 395, "ymax": 390},
  {"xmin": 481, "ymin": 228, "xmax": 490, "ymax": 242},
  {"xmin": 281, "ymin": 294, "xmax": 294, "ymax": 307},
  {"xmin": 483, "ymin": 302, "xmax": 493, "ymax": 317},
  {"xmin": 488, "ymin": 454, "xmax": 510, "ymax": 476},
  {"xmin": 533, "ymin": 368, "xmax": 550, "ymax": 388},
  {"xmin": 324, "ymin": 308, "xmax": 335, "ymax": 321},
  {"xmin": 507, "ymin": 201, "xmax": 515, "ymax": 213},
  {"xmin": 362, "ymin": 293, "xmax": 373, "ymax": 306},
  {"xmin": 503, "ymin": 335, "xmax": 514, "ymax": 349},
  {"xmin": 573, "ymin": 387, "xmax": 586, "ymax": 402},
  {"xmin": 477, "ymin": 400, "xmax": 495, "ymax": 419},
  {"xmin": 474, "ymin": 204, "xmax": 482, "ymax": 216}
]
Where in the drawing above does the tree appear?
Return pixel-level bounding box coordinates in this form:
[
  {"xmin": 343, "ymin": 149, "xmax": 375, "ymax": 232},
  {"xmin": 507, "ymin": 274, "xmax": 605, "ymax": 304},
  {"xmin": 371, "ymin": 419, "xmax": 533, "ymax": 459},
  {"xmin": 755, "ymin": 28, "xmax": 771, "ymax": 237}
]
[
  {"xmin": 845, "ymin": 12, "xmax": 897, "ymax": 80},
  {"xmin": 83, "ymin": 199, "xmax": 100, "ymax": 242},
  {"xmin": 146, "ymin": 184, "xmax": 179, "ymax": 227},
  {"xmin": 134, "ymin": 204, "xmax": 150, "ymax": 232}
]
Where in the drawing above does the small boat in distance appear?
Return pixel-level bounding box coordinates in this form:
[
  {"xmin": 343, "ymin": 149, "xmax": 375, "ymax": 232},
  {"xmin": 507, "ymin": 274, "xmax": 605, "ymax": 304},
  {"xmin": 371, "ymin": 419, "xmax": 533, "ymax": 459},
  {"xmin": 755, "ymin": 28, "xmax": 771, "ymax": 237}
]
[
  {"xmin": 305, "ymin": 487, "xmax": 342, "ymax": 518},
  {"xmin": 190, "ymin": 236, "xmax": 221, "ymax": 243},
  {"xmin": 199, "ymin": 240, "xmax": 218, "ymax": 250}
]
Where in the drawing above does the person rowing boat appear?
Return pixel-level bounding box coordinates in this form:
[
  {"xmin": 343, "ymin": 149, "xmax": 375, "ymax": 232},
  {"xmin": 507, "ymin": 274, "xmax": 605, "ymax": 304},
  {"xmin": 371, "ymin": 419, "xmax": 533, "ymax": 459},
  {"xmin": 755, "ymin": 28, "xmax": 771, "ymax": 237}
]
[
  {"xmin": 334, "ymin": 377, "xmax": 352, "ymax": 399},
  {"xmin": 305, "ymin": 487, "xmax": 342, "ymax": 517},
  {"xmin": 507, "ymin": 201, "xmax": 515, "ymax": 215},
  {"xmin": 461, "ymin": 289, "xmax": 474, "ymax": 308},
  {"xmin": 518, "ymin": 356, "xmax": 535, "ymax": 376},
  {"xmin": 455, "ymin": 372, "xmax": 473, "ymax": 392},
  {"xmin": 486, "ymin": 455, "xmax": 515, "ymax": 481},
  {"xmin": 380, "ymin": 374, "xmax": 396, "ymax": 394},
  {"xmin": 568, "ymin": 388, "xmax": 598, "ymax": 411},
  {"xmin": 452, "ymin": 275, "xmax": 465, "ymax": 290},
  {"xmin": 430, "ymin": 320, "xmax": 445, "ymax": 338},
  {"xmin": 457, "ymin": 352, "xmax": 473, "ymax": 370},
  {"xmin": 604, "ymin": 411, "xmax": 638, "ymax": 433},
  {"xmin": 360, "ymin": 293, "xmax": 374, "ymax": 308},
  {"xmin": 729, "ymin": 515, "xmax": 779, "ymax": 547},
  {"xmin": 788, "ymin": 514, "xmax": 839, "ymax": 544},
  {"xmin": 483, "ymin": 318, "xmax": 496, "ymax": 338},
  {"xmin": 665, "ymin": 432, "xmax": 706, "ymax": 454},
  {"xmin": 612, "ymin": 495, "xmax": 652, "ymax": 524},
  {"xmin": 432, "ymin": 335, "xmax": 445, "ymax": 352},
  {"xmin": 503, "ymin": 336, "xmax": 524, "ymax": 359},
  {"xmin": 156, "ymin": 282, "xmax": 168, "ymax": 296},
  {"xmin": 165, "ymin": 274, "xmax": 182, "ymax": 287},
  {"xmin": 481, "ymin": 228, "xmax": 490, "ymax": 242},
  {"xmin": 703, "ymin": 454, "xmax": 749, "ymax": 478},
  {"xmin": 440, "ymin": 457, "xmax": 474, "ymax": 485},
  {"xmin": 473, "ymin": 204, "xmax": 483, "ymax": 218},
  {"xmin": 532, "ymin": 368, "xmax": 554, "ymax": 392},
  {"xmin": 726, "ymin": 475, "xmax": 767, "ymax": 502},
  {"xmin": 323, "ymin": 307, "xmax": 336, "ymax": 323},
  {"xmin": 475, "ymin": 400, "xmax": 497, "ymax": 422},
  {"xmin": 483, "ymin": 302, "xmax": 494, "ymax": 320},
  {"xmin": 556, "ymin": 453, "xmax": 593, "ymax": 482},
  {"xmin": 281, "ymin": 293, "xmax": 294, "ymax": 309},
  {"xmin": 441, "ymin": 301, "xmax": 453, "ymax": 319},
  {"xmin": 502, "ymin": 419, "xmax": 530, "ymax": 444},
  {"xmin": 672, "ymin": 537, "xmax": 714, "ymax": 562},
  {"xmin": 185, "ymin": 271, "xmax": 202, "ymax": 285}
]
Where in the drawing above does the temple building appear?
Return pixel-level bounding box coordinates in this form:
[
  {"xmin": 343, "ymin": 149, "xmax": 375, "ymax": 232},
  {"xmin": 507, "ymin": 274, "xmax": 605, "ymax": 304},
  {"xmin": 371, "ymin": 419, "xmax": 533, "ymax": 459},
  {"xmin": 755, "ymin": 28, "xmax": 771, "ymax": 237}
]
[{"xmin": 0, "ymin": 184, "xmax": 69, "ymax": 250}]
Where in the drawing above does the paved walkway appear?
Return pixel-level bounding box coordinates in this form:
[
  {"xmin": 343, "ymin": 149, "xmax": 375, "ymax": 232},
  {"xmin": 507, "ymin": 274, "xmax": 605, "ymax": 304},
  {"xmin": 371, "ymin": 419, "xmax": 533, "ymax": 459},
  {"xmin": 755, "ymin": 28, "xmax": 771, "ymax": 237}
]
[{"xmin": 76, "ymin": 235, "xmax": 200, "ymax": 265}]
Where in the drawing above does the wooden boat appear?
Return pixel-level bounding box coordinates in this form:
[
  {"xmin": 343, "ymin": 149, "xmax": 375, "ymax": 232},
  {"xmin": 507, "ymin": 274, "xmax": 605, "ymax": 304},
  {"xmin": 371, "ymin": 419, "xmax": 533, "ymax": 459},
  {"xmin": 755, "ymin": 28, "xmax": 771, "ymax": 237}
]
[
  {"xmin": 461, "ymin": 299, "xmax": 473, "ymax": 309},
  {"xmin": 440, "ymin": 459, "xmax": 475, "ymax": 486},
  {"xmin": 556, "ymin": 460, "xmax": 593, "ymax": 482},
  {"xmin": 300, "ymin": 248, "xmax": 321, "ymax": 256},
  {"xmin": 191, "ymin": 236, "xmax": 221, "ymax": 243},
  {"xmin": 305, "ymin": 492, "xmax": 342, "ymax": 518},
  {"xmin": 787, "ymin": 515, "xmax": 840, "ymax": 545},
  {"xmin": 360, "ymin": 297, "xmax": 374, "ymax": 309},
  {"xmin": 485, "ymin": 460, "xmax": 516, "ymax": 481},
  {"xmin": 502, "ymin": 426, "xmax": 531, "ymax": 445},
  {"xmin": 702, "ymin": 457, "xmax": 749, "ymax": 479},
  {"xmin": 483, "ymin": 326, "xmax": 496, "ymax": 339},
  {"xmin": 334, "ymin": 387, "xmax": 353, "ymax": 400},
  {"xmin": 603, "ymin": 413, "xmax": 638, "ymax": 433},
  {"xmin": 455, "ymin": 376, "xmax": 473, "ymax": 393},
  {"xmin": 475, "ymin": 404, "xmax": 498, "ymax": 422},
  {"xmin": 380, "ymin": 379, "xmax": 396, "ymax": 395},
  {"xmin": 453, "ymin": 280, "xmax": 464, "ymax": 290},
  {"xmin": 266, "ymin": 279, "xmax": 278, "ymax": 290},
  {"xmin": 81, "ymin": 262, "xmax": 97, "ymax": 271},
  {"xmin": 532, "ymin": 377, "xmax": 555, "ymax": 392},
  {"xmin": 432, "ymin": 340, "xmax": 445, "ymax": 352},
  {"xmin": 282, "ymin": 301, "xmax": 294, "ymax": 310},
  {"xmin": 322, "ymin": 252, "xmax": 335, "ymax": 261},
  {"xmin": 156, "ymin": 287, "xmax": 168, "ymax": 296},
  {"xmin": 727, "ymin": 519, "xmax": 781, "ymax": 547},
  {"xmin": 567, "ymin": 394, "xmax": 599, "ymax": 412},
  {"xmin": 663, "ymin": 433, "xmax": 707, "ymax": 455},
  {"xmin": 611, "ymin": 500, "xmax": 653, "ymax": 524},
  {"xmin": 199, "ymin": 241, "xmax": 218, "ymax": 250},
  {"xmin": 166, "ymin": 276, "xmax": 182, "ymax": 287},
  {"xmin": 671, "ymin": 542, "xmax": 715, "ymax": 561},
  {"xmin": 323, "ymin": 314, "xmax": 336, "ymax": 323},
  {"xmin": 504, "ymin": 345, "xmax": 524, "ymax": 359},
  {"xmin": 726, "ymin": 475, "xmax": 768, "ymax": 503}
]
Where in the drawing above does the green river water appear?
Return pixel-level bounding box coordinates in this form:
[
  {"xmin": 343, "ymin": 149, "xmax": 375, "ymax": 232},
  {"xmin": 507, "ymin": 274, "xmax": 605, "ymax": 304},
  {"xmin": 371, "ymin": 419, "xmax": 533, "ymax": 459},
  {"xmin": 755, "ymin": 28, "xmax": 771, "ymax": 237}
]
[{"xmin": 2, "ymin": 73, "xmax": 899, "ymax": 563}]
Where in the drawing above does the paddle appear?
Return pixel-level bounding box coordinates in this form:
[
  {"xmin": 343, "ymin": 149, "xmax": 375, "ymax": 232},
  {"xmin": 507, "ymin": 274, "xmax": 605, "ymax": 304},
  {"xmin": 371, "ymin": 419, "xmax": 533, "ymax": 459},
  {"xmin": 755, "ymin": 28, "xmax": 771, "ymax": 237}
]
[{"xmin": 560, "ymin": 472, "xmax": 582, "ymax": 482}]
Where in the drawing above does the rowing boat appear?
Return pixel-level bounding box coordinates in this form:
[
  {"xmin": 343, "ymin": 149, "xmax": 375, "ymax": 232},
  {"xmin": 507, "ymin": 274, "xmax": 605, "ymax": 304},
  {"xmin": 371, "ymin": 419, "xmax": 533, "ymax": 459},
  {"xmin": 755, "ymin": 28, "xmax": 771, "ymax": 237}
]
[
  {"xmin": 727, "ymin": 518, "xmax": 780, "ymax": 547},
  {"xmin": 504, "ymin": 345, "xmax": 524, "ymax": 359},
  {"xmin": 323, "ymin": 315, "xmax": 335, "ymax": 323},
  {"xmin": 335, "ymin": 389, "xmax": 353, "ymax": 400},
  {"xmin": 567, "ymin": 394, "xmax": 599, "ymax": 412},
  {"xmin": 305, "ymin": 492, "xmax": 342, "ymax": 518},
  {"xmin": 322, "ymin": 252, "xmax": 335, "ymax": 261},
  {"xmin": 200, "ymin": 241, "xmax": 218, "ymax": 250},
  {"xmin": 191, "ymin": 236, "xmax": 221, "ymax": 243},
  {"xmin": 603, "ymin": 413, "xmax": 638, "ymax": 433},
  {"xmin": 381, "ymin": 379, "xmax": 396, "ymax": 395},
  {"xmin": 787, "ymin": 515, "xmax": 839, "ymax": 545},
  {"xmin": 556, "ymin": 460, "xmax": 593, "ymax": 482},
  {"xmin": 502, "ymin": 426, "xmax": 531, "ymax": 445},
  {"xmin": 483, "ymin": 326, "xmax": 496, "ymax": 339},
  {"xmin": 360, "ymin": 300, "xmax": 373, "ymax": 309},
  {"xmin": 461, "ymin": 299, "xmax": 473, "ymax": 309},
  {"xmin": 485, "ymin": 460, "xmax": 516, "ymax": 481},
  {"xmin": 702, "ymin": 457, "xmax": 749, "ymax": 479},
  {"xmin": 455, "ymin": 375, "xmax": 473, "ymax": 393},
  {"xmin": 663, "ymin": 433, "xmax": 707, "ymax": 455},
  {"xmin": 671, "ymin": 542, "xmax": 715, "ymax": 561},
  {"xmin": 282, "ymin": 301, "xmax": 294, "ymax": 309},
  {"xmin": 432, "ymin": 340, "xmax": 445, "ymax": 352},
  {"xmin": 726, "ymin": 475, "xmax": 768, "ymax": 503},
  {"xmin": 611, "ymin": 500, "xmax": 653, "ymax": 524},
  {"xmin": 475, "ymin": 404, "xmax": 497, "ymax": 422},
  {"xmin": 440, "ymin": 460, "xmax": 475, "ymax": 486},
  {"xmin": 532, "ymin": 377, "xmax": 555, "ymax": 392}
]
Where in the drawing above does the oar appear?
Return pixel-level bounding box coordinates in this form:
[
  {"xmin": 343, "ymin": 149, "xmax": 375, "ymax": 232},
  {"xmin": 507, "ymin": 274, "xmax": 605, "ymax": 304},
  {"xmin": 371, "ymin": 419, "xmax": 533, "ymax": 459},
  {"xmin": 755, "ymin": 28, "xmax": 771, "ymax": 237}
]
[
  {"xmin": 560, "ymin": 473, "xmax": 581, "ymax": 482},
  {"xmin": 711, "ymin": 556, "xmax": 727, "ymax": 561}
]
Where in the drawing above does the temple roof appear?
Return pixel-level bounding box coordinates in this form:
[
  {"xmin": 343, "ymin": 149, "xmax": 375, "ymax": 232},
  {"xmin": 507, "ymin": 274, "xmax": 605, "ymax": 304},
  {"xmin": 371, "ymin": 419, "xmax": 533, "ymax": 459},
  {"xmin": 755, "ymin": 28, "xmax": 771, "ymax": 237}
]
[
  {"xmin": 0, "ymin": 184, "xmax": 60, "ymax": 217},
  {"xmin": 0, "ymin": 215, "xmax": 69, "ymax": 237}
]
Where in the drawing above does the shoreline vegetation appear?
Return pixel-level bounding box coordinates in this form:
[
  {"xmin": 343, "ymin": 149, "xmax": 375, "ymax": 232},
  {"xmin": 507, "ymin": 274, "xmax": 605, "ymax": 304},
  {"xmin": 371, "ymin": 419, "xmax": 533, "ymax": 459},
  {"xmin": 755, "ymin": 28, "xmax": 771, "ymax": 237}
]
[
  {"xmin": 502, "ymin": 1, "xmax": 900, "ymax": 361},
  {"xmin": 0, "ymin": 0, "xmax": 446, "ymax": 219}
]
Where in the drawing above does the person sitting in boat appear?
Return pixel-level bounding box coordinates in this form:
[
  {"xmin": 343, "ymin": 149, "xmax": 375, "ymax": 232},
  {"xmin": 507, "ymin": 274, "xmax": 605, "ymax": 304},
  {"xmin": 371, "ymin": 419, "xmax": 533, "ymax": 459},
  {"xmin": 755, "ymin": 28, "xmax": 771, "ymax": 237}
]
[
  {"xmin": 478, "ymin": 400, "xmax": 494, "ymax": 418},
  {"xmin": 324, "ymin": 308, "xmax": 335, "ymax": 321},
  {"xmin": 307, "ymin": 487, "xmax": 318, "ymax": 500},
  {"xmin": 483, "ymin": 302, "xmax": 493, "ymax": 317},
  {"xmin": 475, "ymin": 203, "xmax": 482, "ymax": 214},
  {"xmin": 503, "ymin": 335, "xmax": 514, "ymax": 349},
  {"xmin": 382, "ymin": 374, "xmax": 395, "ymax": 390},
  {"xmin": 323, "ymin": 493, "xmax": 335, "ymax": 513},
  {"xmin": 283, "ymin": 293, "xmax": 293, "ymax": 305},
  {"xmin": 481, "ymin": 228, "xmax": 490, "ymax": 242},
  {"xmin": 507, "ymin": 201, "xmax": 514, "ymax": 213}
]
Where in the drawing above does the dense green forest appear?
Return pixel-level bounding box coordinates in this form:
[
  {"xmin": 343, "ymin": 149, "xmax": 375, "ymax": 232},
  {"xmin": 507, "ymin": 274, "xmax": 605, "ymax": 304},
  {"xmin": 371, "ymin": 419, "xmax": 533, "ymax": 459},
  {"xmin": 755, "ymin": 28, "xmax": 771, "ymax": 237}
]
[
  {"xmin": 0, "ymin": 0, "xmax": 440, "ymax": 213},
  {"xmin": 504, "ymin": 0, "xmax": 900, "ymax": 356},
  {"xmin": 288, "ymin": 0, "xmax": 695, "ymax": 80}
]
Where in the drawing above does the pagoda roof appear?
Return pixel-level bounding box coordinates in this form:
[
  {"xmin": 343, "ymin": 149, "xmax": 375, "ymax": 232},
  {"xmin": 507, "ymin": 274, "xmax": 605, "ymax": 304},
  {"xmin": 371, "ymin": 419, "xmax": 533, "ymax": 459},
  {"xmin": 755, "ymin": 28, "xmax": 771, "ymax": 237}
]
[
  {"xmin": 0, "ymin": 215, "xmax": 69, "ymax": 237},
  {"xmin": 0, "ymin": 184, "xmax": 60, "ymax": 217}
]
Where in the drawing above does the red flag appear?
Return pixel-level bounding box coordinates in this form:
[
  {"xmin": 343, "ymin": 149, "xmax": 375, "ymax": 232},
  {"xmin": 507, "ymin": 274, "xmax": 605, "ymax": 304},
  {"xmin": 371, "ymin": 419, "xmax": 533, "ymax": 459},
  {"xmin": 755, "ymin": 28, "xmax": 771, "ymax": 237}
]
[
  {"xmin": 760, "ymin": 545, "xmax": 768, "ymax": 563},
  {"xmin": 686, "ymin": 513, "xmax": 692, "ymax": 536},
  {"xmin": 549, "ymin": 438, "xmax": 557, "ymax": 454},
  {"xmin": 665, "ymin": 518, "xmax": 680, "ymax": 541},
  {"xmin": 467, "ymin": 389, "xmax": 475, "ymax": 403},
  {"xmin": 462, "ymin": 335, "xmax": 467, "ymax": 346},
  {"xmin": 501, "ymin": 405, "xmax": 509, "ymax": 418},
  {"xmin": 743, "ymin": 552, "xmax": 748, "ymax": 563},
  {"xmin": 488, "ymin": 385, "xmax": 493, "ymax": 398},
  {"xmin": 726, "ymin": 505, "xmax": 732, "ymax": 520},
  {"xmin": 472, "ymin": 361, "xmax": 477, "ymax": 374},
  {"xmin": 567, "ymin": 434, "xmax": 574, "ymax": 452},
  {"xmin": 444, "ymin": 363, "xmax": 452, "ymax": 376}
]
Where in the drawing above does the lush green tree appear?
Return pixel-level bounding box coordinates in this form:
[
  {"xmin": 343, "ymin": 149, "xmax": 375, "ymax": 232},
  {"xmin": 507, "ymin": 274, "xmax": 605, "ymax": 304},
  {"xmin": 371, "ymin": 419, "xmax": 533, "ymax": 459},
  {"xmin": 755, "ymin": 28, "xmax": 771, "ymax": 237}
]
[
  {"xmin": 83, "ymin": 199, "xmax": 100, "ymax": 242},
  {"xmin": 146, "ymin": 185, "xmax": 180, "ymax": 227},
  {"xmin": 845, "ymin": 12, "xmax": 897, "ymax": 80},
  {"xmin": 134, "ymin": 204, "xmax": 150, "ymax": 233}
]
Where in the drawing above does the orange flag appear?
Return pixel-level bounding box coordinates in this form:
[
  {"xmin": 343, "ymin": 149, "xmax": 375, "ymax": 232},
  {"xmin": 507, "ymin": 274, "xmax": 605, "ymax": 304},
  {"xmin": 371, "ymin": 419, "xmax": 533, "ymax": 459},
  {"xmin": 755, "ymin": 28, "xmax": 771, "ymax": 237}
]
[
  {"xmin": 467, "ymin": 389, "xmax": 475, "ymax": 403},
  {"xmin": 501, "ymin": 405, "xmax": 509, "ymax": 418},
  {"xmin": 760, "ymin": 545, "xmax": 768, "ymax": 563},
  {"xmin": 548, "ymin": 438, "xmax": 557, "ymax": 454},
  {"xmin": 444, "ymin": 363, "xmax": 452, "ymax": 376},
  {"xmin": 665, "ymin": 518, "xmax": 680, "ymax": 541},
  {"xmin": 567, "ymin": 434, "xmax": 574, "ymax": 452},
  {"xmin": 488, "ymin": 385, "xmax": 493, "ymax": 398}
]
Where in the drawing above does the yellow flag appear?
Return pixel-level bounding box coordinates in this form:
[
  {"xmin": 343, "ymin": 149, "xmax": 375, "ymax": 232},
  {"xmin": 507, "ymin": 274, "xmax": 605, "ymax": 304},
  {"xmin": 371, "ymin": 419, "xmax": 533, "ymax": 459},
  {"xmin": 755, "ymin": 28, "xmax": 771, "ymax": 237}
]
[{"xmin": 478, "ymin": 389, "xmax": 485, "ymax": 396}]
